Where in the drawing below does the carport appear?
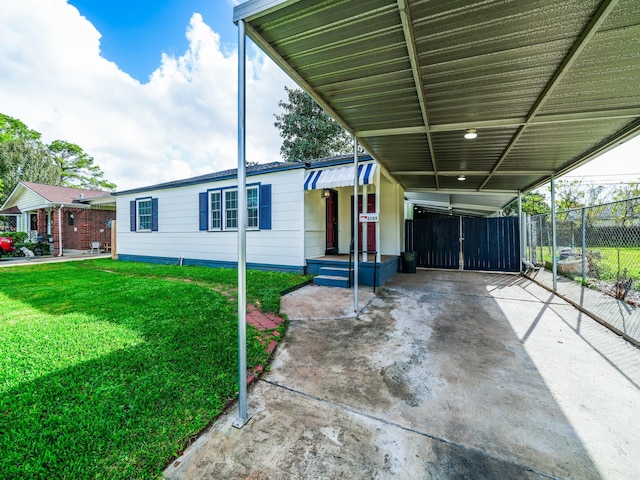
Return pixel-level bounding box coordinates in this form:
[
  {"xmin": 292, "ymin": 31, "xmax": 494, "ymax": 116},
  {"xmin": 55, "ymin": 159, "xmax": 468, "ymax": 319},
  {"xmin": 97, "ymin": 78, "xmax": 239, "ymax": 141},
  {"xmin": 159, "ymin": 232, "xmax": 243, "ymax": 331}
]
[
  {"xmin": 230, "ymin": 0, "xmax": 640, "ymax": 424},
  {"xmin": 165, "ymin": 272, "xmax": 640, "ymax": 479}
]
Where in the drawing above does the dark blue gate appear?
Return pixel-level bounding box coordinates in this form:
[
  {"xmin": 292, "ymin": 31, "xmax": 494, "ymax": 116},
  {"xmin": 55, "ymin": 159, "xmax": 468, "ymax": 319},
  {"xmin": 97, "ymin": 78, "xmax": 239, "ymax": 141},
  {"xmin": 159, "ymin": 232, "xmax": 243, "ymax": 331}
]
[
  {"xmin": 463, "ymin": 217, "xmax": 520, "ymax": 272},
  {"xmin": 405, "ymin": 216, "xmax": 519, "ymax": 272},
  {"xmin": 405, "ymin": 218, "xmax": 460, "ymax": 269}
]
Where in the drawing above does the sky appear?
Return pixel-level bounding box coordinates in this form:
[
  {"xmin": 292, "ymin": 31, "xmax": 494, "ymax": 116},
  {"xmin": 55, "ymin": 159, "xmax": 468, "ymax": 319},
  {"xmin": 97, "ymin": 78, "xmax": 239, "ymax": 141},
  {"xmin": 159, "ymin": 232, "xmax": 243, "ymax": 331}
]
[{"xmin": 0, "ymin": 0, "xmax": 637, "ymax": 192}]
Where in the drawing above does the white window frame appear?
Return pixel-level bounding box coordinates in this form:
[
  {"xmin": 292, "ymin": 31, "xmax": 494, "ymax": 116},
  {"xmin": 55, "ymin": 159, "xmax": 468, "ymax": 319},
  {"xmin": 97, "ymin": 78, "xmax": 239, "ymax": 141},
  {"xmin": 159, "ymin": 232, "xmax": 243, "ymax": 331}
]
[
  {"xmin": 212, "ymin": 186, "xmax": 260, "ymax": 231},
  {"xmin": 136, "ymin": 198, "xmax": 152, "ymax": 232},
  {"xmin": 247, "ymin": 186, "xmax": 258, "ymax": 229},
  {"xmin": 224, "ymin": 189, "xmax": 238, "ymax": 230},
  {"xmin": 209, "ymin": 190, "xmax": 221, "ymax": 231}
]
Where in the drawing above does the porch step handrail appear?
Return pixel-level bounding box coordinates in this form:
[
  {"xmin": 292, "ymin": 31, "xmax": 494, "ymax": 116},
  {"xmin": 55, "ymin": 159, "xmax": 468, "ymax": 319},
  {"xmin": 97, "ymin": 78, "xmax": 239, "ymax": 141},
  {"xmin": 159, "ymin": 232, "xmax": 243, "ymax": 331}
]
[{"xmin": 348, "ymin": 239, "xmax": 378, "ymax": 293}]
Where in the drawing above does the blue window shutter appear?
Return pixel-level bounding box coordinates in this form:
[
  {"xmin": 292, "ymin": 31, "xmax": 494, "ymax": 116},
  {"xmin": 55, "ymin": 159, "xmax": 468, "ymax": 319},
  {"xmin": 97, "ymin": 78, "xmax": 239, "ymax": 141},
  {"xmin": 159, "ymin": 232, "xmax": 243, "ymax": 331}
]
[
  {"xmin": 130, "ymin": 200, "xmax": 136, "ymax": 231},
  {"xmin": 199, "ymin": 192, "xmax": 208, "ymax": 231},
  {"xmin": 151, "ymin": 198, "xmax": 159, "ymax": 231},
  {"xmin": 259, "ymin": 184, "xmax": 272, "ymax": 230}
]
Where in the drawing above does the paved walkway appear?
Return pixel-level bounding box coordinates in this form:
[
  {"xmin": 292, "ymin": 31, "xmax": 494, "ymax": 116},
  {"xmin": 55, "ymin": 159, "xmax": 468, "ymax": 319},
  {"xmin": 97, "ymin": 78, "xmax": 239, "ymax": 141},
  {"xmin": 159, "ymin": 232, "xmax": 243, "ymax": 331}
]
[
  {"xmin": 0, "ymin": 252, "xmax": 111, "ymax": 268},
  {"xmin": 165, "ymin": 271, "xmax": 640, "ymax": 480},
  {"xmin": 526, "ymin": 267, "xmax": 640, "ymax": 346}
]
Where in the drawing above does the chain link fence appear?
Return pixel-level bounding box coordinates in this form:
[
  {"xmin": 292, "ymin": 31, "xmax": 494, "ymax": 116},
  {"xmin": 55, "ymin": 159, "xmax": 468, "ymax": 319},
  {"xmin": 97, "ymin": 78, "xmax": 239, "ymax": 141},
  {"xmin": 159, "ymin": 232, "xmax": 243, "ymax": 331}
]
[{"xmin": 526, "ymin": 197, "xmax": 640, "ymax": 345}]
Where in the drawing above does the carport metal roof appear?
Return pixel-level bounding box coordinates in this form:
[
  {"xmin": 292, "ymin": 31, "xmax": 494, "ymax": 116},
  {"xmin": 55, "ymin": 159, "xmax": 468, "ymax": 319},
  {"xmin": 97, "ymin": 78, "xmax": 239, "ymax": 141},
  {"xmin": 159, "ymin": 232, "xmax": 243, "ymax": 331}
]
[{"xmin": 234, "ymin": 0, "xmax": 640, "ymax": 216}]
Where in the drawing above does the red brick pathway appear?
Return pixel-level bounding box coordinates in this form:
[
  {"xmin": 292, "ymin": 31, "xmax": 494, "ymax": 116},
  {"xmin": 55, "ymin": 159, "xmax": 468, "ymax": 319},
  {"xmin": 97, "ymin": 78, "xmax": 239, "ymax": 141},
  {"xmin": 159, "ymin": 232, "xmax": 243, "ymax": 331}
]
[{"xmin": 245, "ymin": 304, "xmax": 285, "ymax": 385}]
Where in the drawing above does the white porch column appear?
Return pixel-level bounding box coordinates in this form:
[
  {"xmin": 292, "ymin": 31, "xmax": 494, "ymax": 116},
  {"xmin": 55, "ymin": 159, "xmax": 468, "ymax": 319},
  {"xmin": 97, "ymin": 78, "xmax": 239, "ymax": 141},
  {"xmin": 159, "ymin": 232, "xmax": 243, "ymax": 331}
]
[
  {"xmin": 375, "ymin": 166, "xmax": 381, "ymax": 263},
  {"xmin": 353, "ymin": 138, "xmax": 359, "ymax": 312},
  {"xmin": 362, "ymin": 184, "xmax": 368, "ymax": 262}
]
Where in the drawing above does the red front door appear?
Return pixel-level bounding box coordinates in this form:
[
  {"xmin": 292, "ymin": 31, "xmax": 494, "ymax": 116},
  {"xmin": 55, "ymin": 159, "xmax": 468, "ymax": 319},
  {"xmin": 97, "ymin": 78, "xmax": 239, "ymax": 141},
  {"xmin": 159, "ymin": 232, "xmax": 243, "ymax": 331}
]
[
  {"xmin": 325, "ymin": 190, "xmax": 338, "ymax": 254},
  {"xmin": 352, "ymin": 194, "xmax": 376, "ymax": 253}
]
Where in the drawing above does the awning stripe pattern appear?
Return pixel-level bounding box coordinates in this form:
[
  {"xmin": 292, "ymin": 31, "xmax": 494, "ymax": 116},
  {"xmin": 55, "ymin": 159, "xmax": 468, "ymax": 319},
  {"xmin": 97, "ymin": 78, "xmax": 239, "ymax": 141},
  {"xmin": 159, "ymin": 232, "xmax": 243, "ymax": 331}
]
[{"xmin": 304, "ymin": 164, "xmax": 376, "ymax": 190}]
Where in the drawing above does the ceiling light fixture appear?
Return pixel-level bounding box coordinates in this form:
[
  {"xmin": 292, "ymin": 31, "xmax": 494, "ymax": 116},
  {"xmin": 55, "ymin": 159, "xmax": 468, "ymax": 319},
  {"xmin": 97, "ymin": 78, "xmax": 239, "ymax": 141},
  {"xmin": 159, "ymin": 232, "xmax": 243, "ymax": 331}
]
[
  {"xmin": 458, "ymin": 174, "xmax": 466, "ymax": 181},
  {"xmin": 464, "ymin": 128, "xmax": 477, "ymax": 140}
]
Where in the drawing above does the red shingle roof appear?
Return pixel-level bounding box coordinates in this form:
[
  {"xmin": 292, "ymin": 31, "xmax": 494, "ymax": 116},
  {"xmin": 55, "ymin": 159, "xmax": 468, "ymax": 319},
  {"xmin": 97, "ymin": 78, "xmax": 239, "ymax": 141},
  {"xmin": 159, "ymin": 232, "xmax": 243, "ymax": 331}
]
[
  {"xmin": 0, "ymin": 206, "xmax": 21, "ymax": 215},
  {"xmin": 22, "ymin": 182, "xmax": 110, "ymax": 204}
]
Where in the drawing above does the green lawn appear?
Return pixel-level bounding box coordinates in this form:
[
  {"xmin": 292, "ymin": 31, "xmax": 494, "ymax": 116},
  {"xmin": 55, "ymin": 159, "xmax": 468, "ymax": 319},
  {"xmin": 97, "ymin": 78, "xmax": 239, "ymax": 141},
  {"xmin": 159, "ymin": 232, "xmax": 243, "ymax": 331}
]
[
  {"xmin": 532, "ymin": 245, "xmax": 640, "ymax": 290},
  {"xmin": 0, "ymin": 259, "xmax": 310, "ymax": 479},
  {"xmin": 593, "ymin": 247, "xmax": 640, "ymax": 283}
]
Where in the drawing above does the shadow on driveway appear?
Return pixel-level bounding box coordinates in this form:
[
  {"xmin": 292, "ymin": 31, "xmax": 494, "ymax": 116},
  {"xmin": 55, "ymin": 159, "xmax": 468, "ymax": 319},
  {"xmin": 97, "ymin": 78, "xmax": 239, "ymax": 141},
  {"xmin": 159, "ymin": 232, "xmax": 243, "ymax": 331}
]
[{"xmin": 165, "ymin": 270, "xmax": 640, "ymax": 479}]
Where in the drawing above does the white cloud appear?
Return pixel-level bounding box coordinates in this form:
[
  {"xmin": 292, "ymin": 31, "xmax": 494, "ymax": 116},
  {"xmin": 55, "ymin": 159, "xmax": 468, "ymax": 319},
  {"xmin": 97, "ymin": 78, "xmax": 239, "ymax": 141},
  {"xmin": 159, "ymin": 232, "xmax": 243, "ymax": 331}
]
[{"xmin": 0, "ymin": 0, "xmax": 293, "ymax": 190}]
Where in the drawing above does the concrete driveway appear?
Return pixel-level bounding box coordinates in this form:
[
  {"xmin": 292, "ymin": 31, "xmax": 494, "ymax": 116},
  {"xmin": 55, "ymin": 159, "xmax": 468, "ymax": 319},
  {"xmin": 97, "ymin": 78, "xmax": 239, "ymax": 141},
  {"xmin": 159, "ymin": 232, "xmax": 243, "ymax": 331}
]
[{"xmin": 165, "ymin": 270, "xmax": 640, "ymax": 480}]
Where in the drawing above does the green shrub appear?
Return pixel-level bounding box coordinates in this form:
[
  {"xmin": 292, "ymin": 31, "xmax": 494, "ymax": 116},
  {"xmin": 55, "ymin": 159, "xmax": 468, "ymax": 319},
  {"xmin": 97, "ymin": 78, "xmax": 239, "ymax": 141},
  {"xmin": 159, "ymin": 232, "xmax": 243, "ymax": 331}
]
[{"xmin": 0, "ymin": 231, "xmax": 28, "ymax": 243}]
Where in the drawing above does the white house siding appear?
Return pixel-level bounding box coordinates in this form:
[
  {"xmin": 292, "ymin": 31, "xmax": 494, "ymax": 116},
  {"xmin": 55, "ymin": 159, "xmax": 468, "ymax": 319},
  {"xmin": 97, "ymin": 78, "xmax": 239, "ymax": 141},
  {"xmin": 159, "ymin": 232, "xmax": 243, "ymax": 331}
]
[
  {"xmin": 13, "ymin": 188, "xmax": 47, "ymax": 211},
  {"xmin": 8, "ymin": 188, "xmax": 48, "ymax": 234},
  {"xmin": 115, "ymin": 168, "xmax": 306, "ymax": 272},
  {"xmin": 304, "ymin": 189, "xmax": 326, "ymax": 259},
  {"xmin": 379, "ymin": 173, "xmax": 404, "ymax": 255}
]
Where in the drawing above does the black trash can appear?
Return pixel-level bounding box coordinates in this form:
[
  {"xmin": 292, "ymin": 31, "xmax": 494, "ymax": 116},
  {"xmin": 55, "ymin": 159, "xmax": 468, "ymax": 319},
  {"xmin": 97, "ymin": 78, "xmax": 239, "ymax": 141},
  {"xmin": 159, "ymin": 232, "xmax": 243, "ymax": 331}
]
[{"xmin": 401, "ymin": 251, "xmax": 417, "ymax": 273}]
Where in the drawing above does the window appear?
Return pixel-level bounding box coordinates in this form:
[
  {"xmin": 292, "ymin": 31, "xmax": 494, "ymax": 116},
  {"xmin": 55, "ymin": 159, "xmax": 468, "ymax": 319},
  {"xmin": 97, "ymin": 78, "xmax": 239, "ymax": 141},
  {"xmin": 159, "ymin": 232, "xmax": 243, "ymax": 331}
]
[
  {"xmin": 130, "ymin": 197, "xmax": 158, "ymax": 232},
  {"xmin": 210, "ymin": 191, "xmax": 221, "ymax": 230},
  {"xmin": 199, "ymin": 184, "xmax": 271, "ymax": 231},
  {"xmin": 247, "ymin": 187, "xmax": 258, "ymax": 228},
  {"xmin": 67, "ymin": 211, "xmax": 75, "ymax": 226},
  {"xmin": 137, "ymin": 199, "xmax": 152, "ymax": 231},
  {"xmin": 224, "ymin": 190, "xmax": 238, "ymax": 229}
]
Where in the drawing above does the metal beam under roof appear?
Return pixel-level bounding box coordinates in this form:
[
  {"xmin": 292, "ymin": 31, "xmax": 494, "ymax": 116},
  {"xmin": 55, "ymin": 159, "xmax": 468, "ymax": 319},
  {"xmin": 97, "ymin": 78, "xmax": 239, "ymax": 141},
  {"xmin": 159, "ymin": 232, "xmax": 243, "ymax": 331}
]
[{"xmin": 235, "ymin": 0, "xmax": 640, "ymax": 216}]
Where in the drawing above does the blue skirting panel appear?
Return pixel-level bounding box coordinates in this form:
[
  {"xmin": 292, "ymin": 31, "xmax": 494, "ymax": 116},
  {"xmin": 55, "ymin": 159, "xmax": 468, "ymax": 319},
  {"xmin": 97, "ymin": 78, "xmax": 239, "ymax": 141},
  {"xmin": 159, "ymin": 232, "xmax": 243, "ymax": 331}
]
[
  {"xmin": 117, "ymin": 254, "xmax": 305, "ymax": 275},
  {"xmin": 306, "ymin": 256, "xmax": 400, "ymax": 287}
]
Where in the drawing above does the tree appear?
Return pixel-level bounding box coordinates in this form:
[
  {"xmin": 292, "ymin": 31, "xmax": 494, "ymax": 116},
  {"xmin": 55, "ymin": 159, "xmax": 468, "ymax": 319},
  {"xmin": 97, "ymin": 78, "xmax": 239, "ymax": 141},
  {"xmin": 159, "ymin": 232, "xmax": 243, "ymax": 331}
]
[
  {"xmin": 0, "ymin": 139, "xmax": 61, "ymax": 204},
  {"xmin": 274, "ymin": 87, "xmax": 352, "ymax": 161},
  {"xmin": 612, "ymin": 181, "xmax": 640, "ymax": 202},
  {"xmin": 48, "ymin": 140, "xmax": 116, "ymax": 190},
  {"xmin": 0, "ymin": 113, "xmax": 116, "ymax": 201},
  {"xmin": 503, "ymin": 191, "xmax": 550, "ymax": 216},
  {"xmin": 0, "ymin": 113, "xmax": 41, "ymax": 143},
  {"xmin": 611, "ymin": 181, "xmax": 640, "ymax": 227},
  {"xmin": 553, "ymin": 179, "xmax": 585, "ymax": 212}
]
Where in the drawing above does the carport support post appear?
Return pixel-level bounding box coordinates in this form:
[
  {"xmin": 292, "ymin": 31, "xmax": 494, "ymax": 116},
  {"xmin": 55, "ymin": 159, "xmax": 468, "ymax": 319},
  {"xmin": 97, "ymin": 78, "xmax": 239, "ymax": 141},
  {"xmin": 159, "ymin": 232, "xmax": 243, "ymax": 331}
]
[
  {"xmin": 233, "ymin": 18, "xmax": 251, "ymax": 429},
  {"xmin": 551, "ymin": 175, "xmax": 558, "ymax": 291},
  {"xmin": 353, "ymin": 138, "xmax": 359, "ymax": 312},
  {"xmin": 518, "ymin": 191, "xmax": 523, "ymax": 272}
]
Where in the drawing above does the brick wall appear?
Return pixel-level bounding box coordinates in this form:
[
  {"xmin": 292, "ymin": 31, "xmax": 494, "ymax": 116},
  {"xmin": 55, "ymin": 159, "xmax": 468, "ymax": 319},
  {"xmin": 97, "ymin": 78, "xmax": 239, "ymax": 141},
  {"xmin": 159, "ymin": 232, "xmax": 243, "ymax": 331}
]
[{"xmin": 51, "ymin": 207, "xmax": 115, "ymax": 255}]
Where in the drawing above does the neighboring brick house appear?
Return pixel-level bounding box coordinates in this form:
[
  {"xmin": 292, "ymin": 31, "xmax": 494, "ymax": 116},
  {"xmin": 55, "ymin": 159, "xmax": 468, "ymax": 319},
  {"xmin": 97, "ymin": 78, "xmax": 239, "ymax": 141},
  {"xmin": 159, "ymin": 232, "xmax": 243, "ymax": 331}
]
[{"xmin": 0, "ymin": 182, "xmax": 115, "ymax": 256}]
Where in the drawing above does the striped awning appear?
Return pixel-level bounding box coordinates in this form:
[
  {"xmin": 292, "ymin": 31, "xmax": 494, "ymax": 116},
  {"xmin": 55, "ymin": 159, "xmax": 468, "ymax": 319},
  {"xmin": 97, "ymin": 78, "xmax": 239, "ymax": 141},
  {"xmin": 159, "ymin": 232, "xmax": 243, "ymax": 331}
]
[{"xmin": 304, "ymin": 164, "xmax": 376, "ymax": 190}]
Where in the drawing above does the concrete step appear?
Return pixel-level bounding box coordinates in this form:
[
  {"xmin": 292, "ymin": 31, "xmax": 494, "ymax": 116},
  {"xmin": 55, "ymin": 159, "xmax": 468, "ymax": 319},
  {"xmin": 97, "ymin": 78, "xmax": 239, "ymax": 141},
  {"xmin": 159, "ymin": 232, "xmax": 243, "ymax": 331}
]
[
  {"xmin": 313, "ymin": 275, "xmax": 350, "ymax": 288},
  {"xmin": 318, "ymin": 266, "xmax": 352, "ymax": 278}
]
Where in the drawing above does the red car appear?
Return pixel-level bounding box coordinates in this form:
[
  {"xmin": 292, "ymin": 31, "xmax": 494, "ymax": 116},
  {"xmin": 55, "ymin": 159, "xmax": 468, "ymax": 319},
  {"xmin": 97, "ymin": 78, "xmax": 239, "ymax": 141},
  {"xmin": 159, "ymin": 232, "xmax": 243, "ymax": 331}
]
[{"xmin": 0, "ymin": 237, "xmax": 16, "ymax": 257}]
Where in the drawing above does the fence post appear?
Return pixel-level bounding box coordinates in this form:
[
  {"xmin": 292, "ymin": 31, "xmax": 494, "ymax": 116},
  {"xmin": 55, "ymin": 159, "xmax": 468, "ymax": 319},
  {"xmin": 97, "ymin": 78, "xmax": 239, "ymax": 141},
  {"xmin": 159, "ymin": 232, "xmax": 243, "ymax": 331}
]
[
  {"xmin": 528, "ymin": 214, "xmax": 533, "ymax": 264},
  {"xmin": 539, "ymin": 215, "xmax": 544, "ymax": 265},
  {"xmin": 551, "ymin": 175, "xmax": 557, "ymax": 291},
  {"xmin": 581, "ymin": 207, "xmax": 587, "ymax": 286}
]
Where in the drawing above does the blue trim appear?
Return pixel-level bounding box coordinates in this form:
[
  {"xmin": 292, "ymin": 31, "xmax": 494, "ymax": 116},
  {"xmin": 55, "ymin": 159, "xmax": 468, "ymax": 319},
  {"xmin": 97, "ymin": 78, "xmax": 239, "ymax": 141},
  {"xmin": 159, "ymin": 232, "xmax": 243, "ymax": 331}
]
[
  {"xmin": 310, "ymin": 171, "xmax": 321, "ymax": 189},
  {"xmin": 113, "ymin": 162, "xmax": 305, "ymax": 196},
  {"xmin": 117, "ymin": 254, "xmax": 305, "ymax": 275},
  {"xmin": 363, "ymin": 163, "xmax": 373, "ymax": 184},
  {"xmin": 259, "ymin": 184, "xmax": 272, "ymax": 230},
  {"xmin": 306, "ymin": 256, "xmax": 400, "ymax": 287},
  {"xmin": 113, "ymin": 155, "xmax": 375, "ymax": 197},
  {"xmin": 129, "ymin": 200, "xmax": 136, "ymax": 231},
  {"xmin": 199, "ymin": 192, "xmax": 208, "ymax": 231},
  {"xmin": 303, "ymin": 171, "xmax": 315, "ymax": 190},
  {"xmin": 306, "ymin": 154, "xmax": 373, "ymax": 169},
  {"xmin": 151, "ymin": 198, "xmax": 159, "ymax": 231}
]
